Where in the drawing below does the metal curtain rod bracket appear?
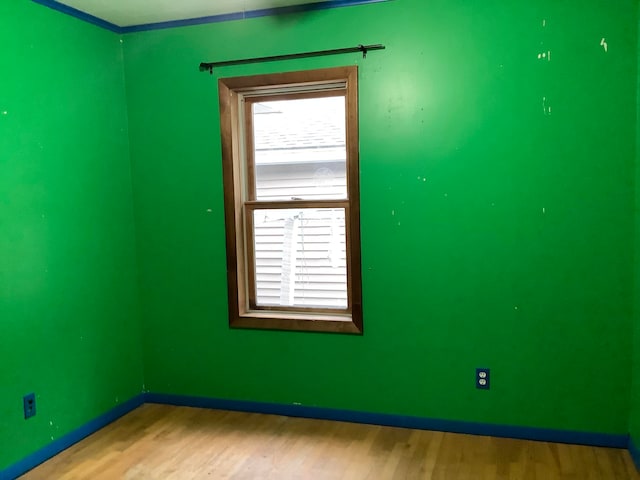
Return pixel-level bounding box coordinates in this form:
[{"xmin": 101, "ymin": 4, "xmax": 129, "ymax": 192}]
[{"xmin": 200, "ymin": 44, "xmax": 385, "ymax": 74}]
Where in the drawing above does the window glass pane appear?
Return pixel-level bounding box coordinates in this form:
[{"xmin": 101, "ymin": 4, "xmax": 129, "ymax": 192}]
[
  {"xmin": 252, "ymin": 207, "xmax": 347, "ymax": 309},
  {"xmin": 252, "ymin": 96, "xmax": 347, "ymax": 201}
]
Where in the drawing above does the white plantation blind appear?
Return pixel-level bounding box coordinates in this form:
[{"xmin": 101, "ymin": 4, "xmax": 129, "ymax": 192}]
[
  {"xmin": 251, "ymin": 96, "xmax": 349, "ymax": 310},
  {"xmin": 253, "ymin": 207, "xmax": 347, "ymax": 308}
]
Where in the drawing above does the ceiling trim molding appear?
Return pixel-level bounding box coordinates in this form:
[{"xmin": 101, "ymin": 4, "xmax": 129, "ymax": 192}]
[
  {"xmin": 32, "ymin": 0, "xmax": 122, "ymax": 33},
  {"xmin": 31, "ymin": 0, "xmax": 390, "ymax": 34}
]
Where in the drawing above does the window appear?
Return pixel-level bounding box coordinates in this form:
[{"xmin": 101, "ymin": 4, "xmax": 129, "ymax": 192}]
[{"xmin": 218, "ymin": 66, "xmax": 362, "ymax": 333}]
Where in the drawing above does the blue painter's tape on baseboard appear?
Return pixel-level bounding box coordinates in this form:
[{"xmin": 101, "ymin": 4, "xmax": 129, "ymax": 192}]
[
  {"xmin": 144, "ymin": 393, "xmax": 628, "ymax": 449},
  {"xmin": 0, "ymin": 395, "xmax": 144, "ymax": 480},
  {"xmin": 629, "ymin": 437, "xmax": 640, "ymax": 472},
  {"xmin": 2, "ymin": 393, "xmax": 633, "ymax": 478},
  {"xmin": 31, "ymin": 0, "xmax": 122, "ymax": 33}
]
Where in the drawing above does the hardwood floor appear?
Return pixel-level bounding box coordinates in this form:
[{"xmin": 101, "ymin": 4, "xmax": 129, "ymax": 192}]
[{"xmin": 19, "ymin": 404, "xmax": 640, "ymax": 479}]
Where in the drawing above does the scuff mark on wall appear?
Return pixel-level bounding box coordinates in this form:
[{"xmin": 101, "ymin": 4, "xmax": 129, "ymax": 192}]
[{"xmin": 537, "ymin": 51, "xmax": 551, "ymax": 61}]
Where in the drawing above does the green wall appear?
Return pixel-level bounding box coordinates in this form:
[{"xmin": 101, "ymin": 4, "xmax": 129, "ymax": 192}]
[
  {"xmin": 631, "ymin": 10, "xmax": 640, "ymax": 451},
  {"xmin": 0, "ymin": 0, "xmax": 143, "ymax": 470},
  {"xmin": 632, "ymin": 309, "xmax": 640, "ymax": 446},
  {"xmin": 4, "ymin": 0, "xmax": 640, "ymax": 472},
  {"xmin": 124, "ymin": 0, "xmax": 637, "ymax": 435}
]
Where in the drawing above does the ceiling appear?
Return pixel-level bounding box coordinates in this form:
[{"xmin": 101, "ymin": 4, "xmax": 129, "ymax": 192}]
[{"xmin": 39, "ymin": 0, "xmax": 384, "ymax": 31}]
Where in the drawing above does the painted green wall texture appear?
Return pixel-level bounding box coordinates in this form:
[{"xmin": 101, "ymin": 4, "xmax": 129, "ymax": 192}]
[
  {"xmin": 631, "ymin": 10, "xmax": 640, "ymax": 450},
  {"xmin": 632, "ymin": 314, "xmax": 640, "ymax": 446},
  {"xmin": 123, "ymin": 0, "xmax": 637, "ymax": 435},
  {"xmin": 0, "ymin": 0, "xmax": 143, "ymax": 470}
]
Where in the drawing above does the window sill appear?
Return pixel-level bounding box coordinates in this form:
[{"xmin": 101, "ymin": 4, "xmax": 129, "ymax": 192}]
[{"xmin": 231, "ymin": 310, "xmax": 362, "ymax": 334}]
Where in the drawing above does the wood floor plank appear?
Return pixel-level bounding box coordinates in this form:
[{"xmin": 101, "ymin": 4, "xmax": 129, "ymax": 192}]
[{"xmin": 17, "ymin": 404, "xmax": 640, "ymax": 480}]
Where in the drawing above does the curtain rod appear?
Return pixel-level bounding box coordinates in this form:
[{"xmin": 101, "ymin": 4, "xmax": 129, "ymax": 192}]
[{"xmin": 200, "ymin": 44, "xmax": 385, "ymax": 74}]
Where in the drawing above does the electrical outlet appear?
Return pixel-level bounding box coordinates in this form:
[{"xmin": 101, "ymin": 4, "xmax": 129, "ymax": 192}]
[
  {"xmin": 476, "ymin": 368, "xmax": 490, "ymax": 390},
  {"xmin": 23, "ymin": 393, "xmax": 36, "ymax": 419}
]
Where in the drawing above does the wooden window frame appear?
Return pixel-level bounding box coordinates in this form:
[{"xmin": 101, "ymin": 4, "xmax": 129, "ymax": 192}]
[{"xmin": 218, "ymin": 66, "xmax": 362, "ymax": 334}]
